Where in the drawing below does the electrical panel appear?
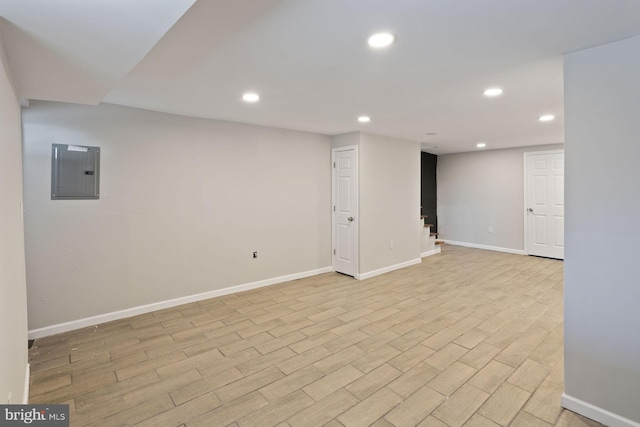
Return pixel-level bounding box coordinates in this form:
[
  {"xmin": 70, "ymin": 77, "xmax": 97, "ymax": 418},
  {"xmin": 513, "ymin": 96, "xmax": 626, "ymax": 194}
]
[{"xmin": 51, "ymin": 144, "xmax": 100, "ymax": 200}]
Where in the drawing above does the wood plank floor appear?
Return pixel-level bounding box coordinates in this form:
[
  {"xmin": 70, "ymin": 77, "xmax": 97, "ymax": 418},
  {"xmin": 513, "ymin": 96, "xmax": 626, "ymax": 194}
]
[{"xmin": 29, "ymin": 245, "xmax": 602, "ymax": 427}]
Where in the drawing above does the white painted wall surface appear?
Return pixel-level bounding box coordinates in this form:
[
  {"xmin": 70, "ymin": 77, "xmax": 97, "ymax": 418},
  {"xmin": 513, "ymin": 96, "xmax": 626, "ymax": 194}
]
[
  {"xmin": 437, "ymin": 144, "xmax": 563, "ymax": 252},
  {"xmin": 359, "ymin": 133, "xmax": 421, "ymax": 274},
  {"xmin": 0, "ymin": 33, "xmax": 29, "ymax": 403},
  {"xmin": 22, "ymin": 101, "xmax": 332, "ymax": 330},
  {"xmin": 331, "ymin": 132, "xmax": 360, "ymax": 148},
  {"xmin": 564, "ymin": 35, "xmax": 640, "ymax": 425}
]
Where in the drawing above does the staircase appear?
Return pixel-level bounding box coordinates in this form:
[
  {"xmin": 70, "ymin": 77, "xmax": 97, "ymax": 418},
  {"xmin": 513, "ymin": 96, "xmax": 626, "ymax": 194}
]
[{"xmin": 420, "ymin": 215, "xmax": 442, "ymax": 257}]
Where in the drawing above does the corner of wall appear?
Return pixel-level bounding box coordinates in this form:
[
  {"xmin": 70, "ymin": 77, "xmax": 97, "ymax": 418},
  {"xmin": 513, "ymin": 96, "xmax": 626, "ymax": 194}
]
[
  {"xmin": 0, "ymin": 27, "xmax": 18, "ymax": 99},
  {"xmin": 0, "ymin": 26, "xmax": 29, "ymax": 407}
]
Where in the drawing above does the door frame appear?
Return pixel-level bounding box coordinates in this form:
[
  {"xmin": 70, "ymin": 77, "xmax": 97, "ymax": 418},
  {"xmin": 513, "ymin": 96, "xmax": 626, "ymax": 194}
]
[
  {"xmin": 523, "ymin": 149, "xmax": 565, "ymax": 257},
  {"xmin": 331, "ymin": 145, "xmax": 359, "ymax": 278}
]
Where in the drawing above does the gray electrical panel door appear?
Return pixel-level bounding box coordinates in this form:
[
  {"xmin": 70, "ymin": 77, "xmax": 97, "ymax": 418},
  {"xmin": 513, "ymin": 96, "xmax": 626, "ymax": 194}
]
[{"xmin": 51, "ymin": 144, "xmax": 100, "ymax": 200}]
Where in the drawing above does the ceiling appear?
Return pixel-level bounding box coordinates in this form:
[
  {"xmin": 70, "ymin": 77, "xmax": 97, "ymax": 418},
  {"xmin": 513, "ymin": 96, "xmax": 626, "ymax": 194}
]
[{"xmin": 2, "ymin": 0, "xmax": 640, "ymax": 154}]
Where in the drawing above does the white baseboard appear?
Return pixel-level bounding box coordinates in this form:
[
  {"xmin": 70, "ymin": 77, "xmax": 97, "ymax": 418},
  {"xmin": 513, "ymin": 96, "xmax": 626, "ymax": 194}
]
[
  {"xmin": 28, "ymin": 266, "xmax": 333, "ymax": 339},
  {"xmin": 443, "ymin": 240, "xmax": 526, "ymax": 255},
  {"xmin": 357, "ymin": 258, "xmax": 422, "ymax": 280},
  {"xmin": 22, "ymin": 363, "xmax": 29, "ymax": 404},
  {"xmin": 562, "ymin": 393, "xmax": 640, "ymax": 427},
  {"xmin": 421, "ymin": 246, "xmax": 442, "ymax": 258}
]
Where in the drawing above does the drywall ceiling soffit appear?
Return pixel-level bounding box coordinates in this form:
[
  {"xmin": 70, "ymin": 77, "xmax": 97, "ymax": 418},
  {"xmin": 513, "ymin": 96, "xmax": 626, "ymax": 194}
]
[
  {"xmin": 3, "ymin": 0, "xmax": 640, "ymax": 153},
  {"xmin": 0, "ymin": 0, "xmax": 196, "ymax": 105}
]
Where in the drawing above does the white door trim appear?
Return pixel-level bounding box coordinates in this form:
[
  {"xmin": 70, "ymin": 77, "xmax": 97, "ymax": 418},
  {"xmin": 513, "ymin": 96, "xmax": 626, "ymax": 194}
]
[
  {"xmin": 523, "ymin": 149, "xmax": 564, "ymax": 257},
  {"xmin": 332, "ymin": 145, "xmax": 359, "ymax": 277}
]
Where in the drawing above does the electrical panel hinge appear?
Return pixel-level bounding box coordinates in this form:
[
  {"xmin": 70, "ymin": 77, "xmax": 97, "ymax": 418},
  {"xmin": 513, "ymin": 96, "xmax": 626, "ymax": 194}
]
[
  {"xmin": 333, "ymin": 162, "xmax": 336, "ymax": 168},
  {"xmin": 333, "ymin": 205, "xmax": 336, "ymax": 211},
  {"xmin": 333, "ymin": 249, "xmax": 336, "ymax": 255}
]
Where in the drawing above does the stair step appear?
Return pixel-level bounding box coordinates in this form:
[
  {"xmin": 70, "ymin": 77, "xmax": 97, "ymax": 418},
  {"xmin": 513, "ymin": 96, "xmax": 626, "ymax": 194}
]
[
  {"xmin": 424, "ymin": 223, "xmax": 434, "ymax": 227},
  {"xmin": 420, "ymin": 215, "xmax": 429, "ymax": 219},
  {"xmin": 430, "ymin": 232, "xmax": 438, "ymax": 237},
  {"xmin": 435, "ymin": 241, "xmax": 444, "ymax": 245}
]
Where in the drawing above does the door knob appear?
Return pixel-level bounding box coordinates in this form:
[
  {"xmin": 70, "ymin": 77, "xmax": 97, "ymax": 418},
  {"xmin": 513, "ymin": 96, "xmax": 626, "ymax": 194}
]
[
  {"xmin": 527, "ymin": 208, "xmax": 534, "ymax": 213},
  {"xmin": 348, "ymin": 217, "xmax": 354, "ymax": 222}
]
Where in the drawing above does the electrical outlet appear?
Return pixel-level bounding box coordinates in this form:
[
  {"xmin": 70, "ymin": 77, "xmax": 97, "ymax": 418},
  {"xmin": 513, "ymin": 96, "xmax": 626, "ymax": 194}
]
[
  {"xmin": 252, "ymin": 251, "xmax": 258, "ymax": 259},
  {"xmin": 389, "ymin": 240, "xmax": 394, "ymax": 249},
  {"xmin": 488, "ymin": 226, "xmax": 493, "ymax": 233}
]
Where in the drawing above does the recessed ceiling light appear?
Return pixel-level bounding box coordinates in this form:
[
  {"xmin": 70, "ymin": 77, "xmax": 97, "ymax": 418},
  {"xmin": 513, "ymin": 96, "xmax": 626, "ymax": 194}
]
[
  {"xmin": 242, "ymin": 92, "xmax": 260, "ymax": 103},
  {"xmin": 483, "ymin": 88, "xmax": 503, "ymax": 97},
  {"xmin": 358, "ymin": 116, "xmax": 371, "ymax": 123},
  {"xmin": 477, "ymin": 142, "xmax": 487, "ymax": 148},
  {"xmin": 368, "ymin": 32, "xmax": 396, "ymax": 48},
  {"xmin": 538, "ymin": 114, "xmax": 555, "ymax": 122}
]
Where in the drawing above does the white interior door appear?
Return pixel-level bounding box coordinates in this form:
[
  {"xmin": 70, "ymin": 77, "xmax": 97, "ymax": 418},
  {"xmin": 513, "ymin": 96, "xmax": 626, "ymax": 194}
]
[
  {"xmin": 525, "ymin": 150, "xmax": 564, "ymax": 259},
  {"xmin": 332, "ymin": 147, "xmax": 358, "ymax": 277}
]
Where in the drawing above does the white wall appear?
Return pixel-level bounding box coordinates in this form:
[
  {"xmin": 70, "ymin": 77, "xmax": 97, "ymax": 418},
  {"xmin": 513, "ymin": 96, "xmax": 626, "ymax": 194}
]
[
  {"xmin": 22, "ymin": 101, "xmax": 332, "ymax": 331},
  {"xmin": 437, "ymin": 144, "xmax": 563, "ymax": 252},
  {"xmin": 0, "ymin": 32, "xmax": 29, "ymax": 403},
  {"xmin": 359, "ymin": 133, "xmax": 421, "ymax": 274},
  {"xmin": 331, "ymin": 132, "xmax": 360, "ymax": 148},
  {"xmin": 563, "ymin": 36, "xmax": 640, "ymax": 425},
  {"xmin": 331, "ymin": 132, "xmax": 421, "ymax": 277}
]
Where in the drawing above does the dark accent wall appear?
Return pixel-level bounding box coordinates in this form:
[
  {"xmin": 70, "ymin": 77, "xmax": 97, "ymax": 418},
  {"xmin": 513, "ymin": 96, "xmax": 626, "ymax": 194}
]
[{"xmin": 421, "ymin": 152, "xmax": 437, "ymax": 233}]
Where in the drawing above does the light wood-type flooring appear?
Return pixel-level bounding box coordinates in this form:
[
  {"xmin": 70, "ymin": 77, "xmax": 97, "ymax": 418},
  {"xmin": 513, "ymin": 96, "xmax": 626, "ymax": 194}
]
[{"xmin": 29, "ymin": 245, "xmax": 602, "ymax": 427}]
